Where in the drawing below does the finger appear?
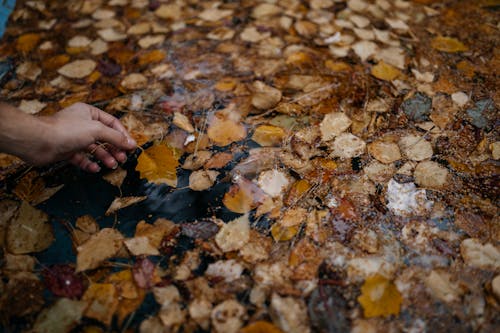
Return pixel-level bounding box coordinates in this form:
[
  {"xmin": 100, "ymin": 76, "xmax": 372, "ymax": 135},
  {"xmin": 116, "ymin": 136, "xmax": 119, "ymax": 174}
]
[
  {"xmin": 88, "ymin": 143, "xmax": 118, "ymax": 169},
  {"xmin": 85, "ymin": 104, "xmax": 136, "ymax": 143},
  {"xmin": 70, "ymin": 152, "xmax": 101, "ymax": 173},
  {"xmin": 105, "ymin": 144, "xmax": 128, "ymax": 163},
  {"xmin": 92, "ymin": 123, "xmax": 136, "ymax": 151}
]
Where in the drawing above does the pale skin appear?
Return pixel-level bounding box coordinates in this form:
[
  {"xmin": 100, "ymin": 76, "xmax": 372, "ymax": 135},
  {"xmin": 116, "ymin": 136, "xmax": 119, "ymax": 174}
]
[{"xmin": 0, "ymin": 102, "xmax": 137, "ymax": 172}]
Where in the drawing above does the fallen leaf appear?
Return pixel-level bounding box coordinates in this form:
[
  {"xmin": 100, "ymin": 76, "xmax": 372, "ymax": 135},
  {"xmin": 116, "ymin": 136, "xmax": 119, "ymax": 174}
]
[
  {"xmin": 241, "ymin": 321, "xmax": 284, "ymax": 333},
  {"xmin": 42, "ymin": 264, "xmax": 85, "ymax": 299},
  {"xmin": 284, "ymin": 179, "xmax": 312, "ymax": 206},
  {"xmin": 42, "ymin": 54, "xmax": 71, "ymax": 71},
  {"xmin": 204, "ymin": 152, "xmax": 233, "ymax": 169},
  {"xmin": 136, "ymin": 142, "xmax": 180, "ymax": 187},
  {"xmin": 252, "ymin": 125, "xmax": 287, "ymax": 147},
  {"xmin": 125, "ymin": 236, "xmax": 160, "ymax": 256},
  {"xmin": 173, "ymin": 112, "xmax": 195, "ymax": 133},
  {"xmin": 181, "ymin": 220, "xmax": 220, "ymax": 240},
  {"xmin": 102, "ymin": 167, "xmax": 127, "ymax": 188},
  {"xmin": 357, "ymin": 274, "xmax": 402, "ymax": 318},
  {"xmin": 133, "ymin": 257, "xmax": 161, "ymax": 289},
  {"xmin": 82, "ymin": 283, "xmax": 119, "ymax": 325},
  {"xmin": 223, "ymin": 176, "xmax": 265, "ymax": 213},
  {"xmin": 16, "ymin": 33, "xmax": 41, "ymax": 53},
  {"xmin": 75, "ymin": 215, "xmax": 99, "ymax": 234},
  {"xmin": 251, "ymin": 81, "xmax": 282, "ymax": 110},
  {"xmin": 120, "ymin": 73, "xmax": 148, "ymax": 90},
  {"xmin": 105, "ymin": 196, "xmax": 147, "ymax": 216},
  {"xmin": 107, "ymin": 270, "xmax": 146, "ymax": 325},
  {"xmin": 76, "ymin": 228, "xmax": 124, "ymax": 272},
  {"xmin": 215, "ymin": 214, "xmax": 250, "ymax": 252},
  {"xmin": 32, "ymin": 298, "xmax": 87, "ymax": 333},
  {"xmin": 431, "ymin": 36, "xmax": 468, "ymax": 53},
  {"xmin": 58, "ymin": 59, "xmax": 97, "ymax": 79},
  {"xmin": 207, "ymin": 112, "xmax": 247, "ymax": 147},
  {"xmin": 271, "ymin": 223, "xmax": 299, "ymax": 241},
  {"xmin": 371, "ymin": 61, "xmax": 402, "ymax": 81},
  {"xmin": 189, "ymin": 170, "xmax": 220, "ymax": 191},
  {"xmin": 6, "ymin": 201, "xmax": 54, "ymax": 254}
]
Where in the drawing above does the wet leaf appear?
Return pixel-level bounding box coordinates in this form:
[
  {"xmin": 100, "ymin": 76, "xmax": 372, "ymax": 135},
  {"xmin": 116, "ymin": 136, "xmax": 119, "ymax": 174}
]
[
  {"xmin": 42, "ymin": 264, "xmax": 85, "ymax": 299},
  {"xmin": 105, "ymin": 196, "xmax": 147, "ymax": 216},
  {"xmin": 357, "ymin": 274, "xmax": 402, "ymax": 318},
  {"xmin": 181, "ymin": 220, "xmax": 220, "ymax": 239},
  {"xmin": 285, "ymin": 179, "xmax": 312, "ymax": 206},
  {"xmin": 371, "ymin": 61, "xmax": 402, "ymax": 81},
  {"xmin": 215, "ymin": 214, "xmax": 250, "ymax": 252},
  {"xmin": 76, "ymin": 228, "xmax": 124, "ymax": 272},
  {"xmin": 6, "ymin": 201, "xmax": 54, "ymax": 254},
  {"xmin": 431, "ymin": 36, "xmax": 468, "ymax": 53},
  {"xmin": 189, "ymin": 170, "xmax": 219, "ymax": 191},
  {"xmin": 13, "ymin": 171, "xmax": 63, "ymax": 205},
  {"xmin": 16, "ymin": 33, "xmax": 41, "ymax": 53},
  {"xmin": 107, "ymin": 270, "xmax": 146, "ymax": 325},
  {"xmin": 102, "ymin": 167, "xmax": 127, "ymax": 188},
  {"xmin": 271, "ymin": 223, "xmax": 299, "ymax": 242},
  {"xmin": 133, "ymin": 257, "xmax": 161, "ymax": 289},
  {"xmin": 96, "ymin": 59, "xmax": 121, "ymax": 76},
  {"xmin": 207, "ymin": 112, "xmax": 247, "ymax": 147},
  {"xmin": 223, "ymin": 177, "xmax": 265, "ymax": 213},
  {"xmin": 204, "ymin": 152, "xmax": 233, "ymax": 169},
  {"xmin": 138, "ymin": 49, "xmax": 166, "ymax": 66},
  {"xmin": 136, "ymin": 142, "xmax": 180, "ymax": 187},
  {"xmin": 82, "ymin": 283, "xmax": 119, "ymax": 325},
  {"xmin": 58, "ymin": 59, "xmax": 97, "ymax": 79},
  {"xmin": 252, "ymin": 125, "xmax": 287, "ymax": 147},
  {"xmin": 240, "ymin": 321, "xmax": 284, "ymax": 333},
  {"xmin": 33, "ymin": 298, "xmax": 87, "ymax": 333},
  {"xmin": 125, "ymin": 236, "xmax": 160, "ymax": 256}
]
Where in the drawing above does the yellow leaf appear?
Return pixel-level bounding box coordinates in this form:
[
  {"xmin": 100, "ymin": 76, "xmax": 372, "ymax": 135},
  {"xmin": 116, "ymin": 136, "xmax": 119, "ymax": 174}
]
[
  {"xmin": 284, "ymin": 179, "xmax": 311, "ymax": 206},
  {"xmin": 42, "ymin": 54, "xmax": 71, "ymax": 71},
  {"xmin": 431, "ymin": 36, "xmax": 468, "ymax": 53},
  {"xmin": 270, "ymin": 223, "xmax": 299, "ymax": 241},
  {"xmin": 16, "ymin": 33, "xmax": 41, "ymax": 53},
  {"xmin": 357, "ymin": 274, "xmax": 402, "ymax": 318},
  {"xmin": 82, "ymin": 283, "xmax": 119, "ymax": 325},
  {"xmin": 286, "ymin": 51, "xmax": 312, "ymax": 65},
  {"xmin": 252, "ymin": 125, "xmax": 286, "ymax": 147},
  {"xmin": 138, "ymin": 49, "xmax": 166, "ymax": 66},
  {"xmin": 207, "ymin": 113, "xmax": 247, "ymax": 147},
  {"xmin": 325, "ymin": 60, "xmax": 351, "ymax": 72},
  {"xmin": 215, "ymin": 77, "xmax": 237, "ymax": 92},
  {"xmin": 135, "ymin": 143, "xmax": 180, "ymax": 187},
  {"xmin": 240, "ymin": 321, "xmax": 284, "ymax": 333},
  {"xmin": 371, "ymin": 61, "xmax": 402, "ymax": 81},
  {"xmin": 107, "ymin": 270, "xmax": 146, "ymax": 325}
]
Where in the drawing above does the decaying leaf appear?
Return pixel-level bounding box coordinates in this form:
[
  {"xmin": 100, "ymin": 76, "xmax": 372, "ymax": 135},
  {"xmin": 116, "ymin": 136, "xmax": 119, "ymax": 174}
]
[
  {"xmin": 57, "ymin": 59, "xmax": 97, "ymax": 79},
  {"xmin": 125, "ymin": 236, "xmax": 160, "ymax": 256},
  {"xmin": 136, "ymin": 142, "xmax": 180, "ymax": 187},
  {"xmin": 105, "ymin": 196, "xmax": 147, "ymax": 215},
  {"xmin": 181, "ymin": 220, "xmax": 220, "ymax": 240},
  {"xmin": 252, "ymin": 125, "xmax": 287, "ymax": 147},
  {"xmin": 82, "ymin": 283, "xmax": 119, "ymax": 325},
  {"xmin": 207, "ymin": 112, "xmax": 247, "ymax": 147},
  {"xmin": 6, "ymin": 201, "xmax": 54, "ymax": 254},
  {"xmin": 215, "ymin": 214, "xmax": 250, "ymax": 252},
  {"xmin": 431, "ymin": 36, "xmax": 468, "ymax": 53},
  {"xmin": 42, "ymin": 265, "xmax": 85, "ymax": 299},
  {"xmin": 32, "ymin": 298, "xmax": 87, "ymax": 333},
  {"xmin": 76, "ymin": 228, "xmax": 124, "ymax": 272},
  {"xmin": 133, "ymin": 257, "xmax": 161, "ymax": 289},
  {"xmin": 189, "ymin": 170, "xmax": 220, "ymax": 191},
  {"xmin": 13, "ymin": 171, "xmax": 63, "ymax": 205},
  {"xmin": 357, "ymin": 274, "xmax": 402, "ymax": 318},
  {"xmin": 103, "ymin": 167, "xmax": 127, "ymax": 188},
  {"xmin": 223, "ymin": 176, "xmax": 266, "ymax": 213}
]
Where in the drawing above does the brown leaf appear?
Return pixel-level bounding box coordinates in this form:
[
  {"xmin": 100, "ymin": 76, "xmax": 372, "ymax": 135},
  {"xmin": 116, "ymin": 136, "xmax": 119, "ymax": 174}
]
[
  {"xmin": 82, "ymin": 283, "xmax": 119, "ymax": 325},
  {"xmin": 6, "ymin": 201, "xmax": 53, "ymax": 254},
  {"xmin": 133, "ymin": 257, "xmax": 161, "ymax": 289},
  {"xmin": 189, "ymin": 170, "xmax": 219, "ymax": 191},
  {"xmin": 102, "ymin": 167, "xmax": 127, "ymax": 188},
  {"xmin": 105, "ymin": 196, "xmax": 147, "ymax": 216},
  {"xmin": 76, "ymin": 228, "xmax": 124, "ymax": 272},
  {"xmin": 207, "ymin": 112, "xmax": 247, "ymax": 147}
]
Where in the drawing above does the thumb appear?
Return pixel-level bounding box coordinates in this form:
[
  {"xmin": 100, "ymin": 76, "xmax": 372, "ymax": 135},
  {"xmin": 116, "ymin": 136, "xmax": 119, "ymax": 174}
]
[{"xmin": 93, "ymin": 123, "xmax": 136, "ymax": 150}]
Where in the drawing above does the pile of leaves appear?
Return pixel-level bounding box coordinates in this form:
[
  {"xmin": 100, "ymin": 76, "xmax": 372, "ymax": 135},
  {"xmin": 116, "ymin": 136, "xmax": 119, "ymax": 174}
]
[{"xmin": 1, "ymin": 0, "xmax": 499, "ymax": 332}]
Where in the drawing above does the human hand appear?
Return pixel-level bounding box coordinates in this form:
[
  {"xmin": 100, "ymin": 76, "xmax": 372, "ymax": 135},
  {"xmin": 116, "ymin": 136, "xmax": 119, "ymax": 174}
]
[{"xmin": 37, "ymin": 103, "xmax": 137, "ymax": 172}]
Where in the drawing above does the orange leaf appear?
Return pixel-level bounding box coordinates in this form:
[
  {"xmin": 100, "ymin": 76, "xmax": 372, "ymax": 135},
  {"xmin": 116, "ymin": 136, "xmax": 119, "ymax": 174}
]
[
  {"xmin": 135, "ymin": 142, "xmax": 180, "ymax": 187},
  {"xmin": 207, "ymin": 113, "xmax": 247, "ymax": 146},
  {"xmin": 107, "ymin": 270, "xmax": 145, "ymax": 325},
  {"xmin": 215, "ymin": 77, "xmax": 237, "ymax": 92},
  {"xmin": 138, "ymin": 49, "xmax": 166, "ymax": 66},
  {"xmin": 284, "ymin": 179, "xmax": 311, "ymax": 206},
  {"xmin": 16, "ymin": 33, "xmax": 41, "ymax": 53},
  {"xmin": 82, "ymin": 283, "xmax": 119, "ymax": 325},
  {"xmin": 252, "ymin": 125, "xmax": 286, "ymax": 147},
  {"xmin": 240, "ymin": 321, "xmax": 284, "ymax": 333},
  {"xmin": 357, "ymin": 274, "xmax": 402, "ymax": 318},
  {"xmin": 223, "ymin": 176, "xmax": 265, "ymax": 213},
  {"xmin": 42, "ymin": 54, "xmax": 71, "ymax": 71}
]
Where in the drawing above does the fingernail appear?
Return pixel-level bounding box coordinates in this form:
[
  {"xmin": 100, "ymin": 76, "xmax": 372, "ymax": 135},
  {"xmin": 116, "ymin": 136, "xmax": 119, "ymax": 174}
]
[
  {"xmin": 112, "ymin": 161, "xmax": 118, "ymax": 169},
  {"xmin": 127, "ymin": 138, "xmax": 137, "ymax": 147},
  {"xmin": 122, "ymin": 156, "xmax": 128, "ymax": 163},
  {"xmin": 95, "ymin": 165, "xmax": 101, "ymax": 172}
]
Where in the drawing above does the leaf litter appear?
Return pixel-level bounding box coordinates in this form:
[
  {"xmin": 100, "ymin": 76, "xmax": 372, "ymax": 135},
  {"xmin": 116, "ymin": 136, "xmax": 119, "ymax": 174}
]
[{"xmin": 1, "ymin": 0, "xmax": 499, "ymax": 332}]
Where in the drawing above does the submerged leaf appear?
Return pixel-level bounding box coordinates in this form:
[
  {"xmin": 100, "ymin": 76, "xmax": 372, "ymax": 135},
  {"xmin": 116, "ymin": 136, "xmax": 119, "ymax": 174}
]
[
  {"xmin": 76, "ymin": 228, "xmax": 124, "ymax": 272},
  {"xmin": 357, "ymin": 274, "xmax": 402, "ymax": 318}
]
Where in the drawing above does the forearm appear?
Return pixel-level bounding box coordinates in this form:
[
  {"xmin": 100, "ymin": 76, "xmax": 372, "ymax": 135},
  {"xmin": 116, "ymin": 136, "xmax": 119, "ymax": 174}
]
[{"xmin": 0, "ymin": 102, "xmax": 50, "ymax": 163}]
